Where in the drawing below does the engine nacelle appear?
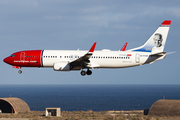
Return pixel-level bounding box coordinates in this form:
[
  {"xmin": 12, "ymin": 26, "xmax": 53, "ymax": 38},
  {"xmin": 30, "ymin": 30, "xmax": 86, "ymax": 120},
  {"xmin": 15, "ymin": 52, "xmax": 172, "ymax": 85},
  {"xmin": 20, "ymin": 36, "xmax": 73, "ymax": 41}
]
[{"xmin": 53, "ymin": 62, "xmax": 70, "ymax": 71}]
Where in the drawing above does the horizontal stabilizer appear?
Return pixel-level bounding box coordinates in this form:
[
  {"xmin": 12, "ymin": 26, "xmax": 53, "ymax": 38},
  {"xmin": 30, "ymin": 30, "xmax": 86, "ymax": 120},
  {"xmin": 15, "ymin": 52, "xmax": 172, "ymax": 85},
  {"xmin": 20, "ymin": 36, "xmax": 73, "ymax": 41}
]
[
  {"xmin": 150, "ymin": 52, "xmax": 166, "ymax": 56},
  {"xmin": 166, "ymin": 51, "xmax": 176, "ymax": 55},
  {"xmin": 146, "ymin": 52, "xmax": 166, "ymax": 64}
]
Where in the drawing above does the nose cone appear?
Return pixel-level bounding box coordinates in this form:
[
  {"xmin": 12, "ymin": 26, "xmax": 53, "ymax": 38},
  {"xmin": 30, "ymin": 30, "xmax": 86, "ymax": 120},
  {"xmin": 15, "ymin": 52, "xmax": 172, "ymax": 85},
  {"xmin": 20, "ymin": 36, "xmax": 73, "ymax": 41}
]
[
  {"xmin": 3, "ymin": 57, "xmax": 8, "ymax": 63},
  {"xmin": 3, "ymin": 57, "xmax": 10, "ymax": 65}
]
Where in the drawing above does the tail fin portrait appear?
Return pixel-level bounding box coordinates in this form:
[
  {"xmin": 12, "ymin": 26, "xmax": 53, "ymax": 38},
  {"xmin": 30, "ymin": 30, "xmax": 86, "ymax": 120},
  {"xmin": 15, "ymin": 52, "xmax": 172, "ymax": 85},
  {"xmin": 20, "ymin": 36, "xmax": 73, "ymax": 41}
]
[{"xmin": 128, "ymin": 20, "xmax": 171, "ymax": 54}]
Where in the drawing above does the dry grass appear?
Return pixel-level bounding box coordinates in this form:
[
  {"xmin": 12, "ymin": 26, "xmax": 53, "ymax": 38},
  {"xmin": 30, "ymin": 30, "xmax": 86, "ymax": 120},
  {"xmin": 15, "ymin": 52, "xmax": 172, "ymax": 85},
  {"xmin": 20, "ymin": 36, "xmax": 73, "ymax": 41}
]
[{"xmin": 0, "ymin": 110, "xmax": 180, "ymax": 120}]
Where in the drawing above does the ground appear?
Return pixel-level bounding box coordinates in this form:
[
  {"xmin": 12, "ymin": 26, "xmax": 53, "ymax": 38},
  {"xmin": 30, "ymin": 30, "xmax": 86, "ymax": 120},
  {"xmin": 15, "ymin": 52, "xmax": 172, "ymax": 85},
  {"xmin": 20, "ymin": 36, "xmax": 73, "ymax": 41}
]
[{"xmin": 0, "ymin": 110, "xmax": 180, "ymax": 120}]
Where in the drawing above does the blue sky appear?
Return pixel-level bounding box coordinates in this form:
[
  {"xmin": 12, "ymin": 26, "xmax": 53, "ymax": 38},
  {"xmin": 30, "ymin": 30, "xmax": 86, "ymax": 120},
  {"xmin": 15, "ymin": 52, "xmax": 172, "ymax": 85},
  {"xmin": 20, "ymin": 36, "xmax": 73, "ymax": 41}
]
[{"xmin": 0, "ymin": 0, "xmax": 179, "ymax": 84}]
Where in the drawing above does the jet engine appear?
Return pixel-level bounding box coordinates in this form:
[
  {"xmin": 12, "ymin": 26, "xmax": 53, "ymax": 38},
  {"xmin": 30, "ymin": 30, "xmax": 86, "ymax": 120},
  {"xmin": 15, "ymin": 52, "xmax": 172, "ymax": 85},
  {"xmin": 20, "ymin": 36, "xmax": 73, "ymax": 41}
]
[{"xmin": 53, "ymin": 62, "xmax": 70, "ymax": 71}]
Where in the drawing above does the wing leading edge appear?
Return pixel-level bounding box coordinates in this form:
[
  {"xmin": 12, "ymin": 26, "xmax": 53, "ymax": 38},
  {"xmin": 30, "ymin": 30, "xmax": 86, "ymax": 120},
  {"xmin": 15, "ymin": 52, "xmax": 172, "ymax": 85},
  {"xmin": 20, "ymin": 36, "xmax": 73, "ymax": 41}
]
[{"xmin": 70, "ymin": 42, "xmax": 97, "ymax": 70}]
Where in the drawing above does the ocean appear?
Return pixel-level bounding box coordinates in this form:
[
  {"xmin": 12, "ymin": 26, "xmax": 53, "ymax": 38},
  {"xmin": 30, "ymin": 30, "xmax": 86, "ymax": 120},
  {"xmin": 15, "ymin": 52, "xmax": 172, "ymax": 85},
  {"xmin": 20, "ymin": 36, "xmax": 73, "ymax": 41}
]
[{"xmin": 0, "ymin": 85, "xmax": 180, "ymax": 111}]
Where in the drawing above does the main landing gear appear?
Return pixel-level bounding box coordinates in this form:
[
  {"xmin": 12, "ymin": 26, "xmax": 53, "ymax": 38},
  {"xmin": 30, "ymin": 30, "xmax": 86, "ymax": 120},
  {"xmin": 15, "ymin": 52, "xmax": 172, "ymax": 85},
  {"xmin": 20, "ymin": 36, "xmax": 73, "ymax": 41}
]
[{"xmin": 81, "ymin": 69, "xmax": 92, "ymax": 76}]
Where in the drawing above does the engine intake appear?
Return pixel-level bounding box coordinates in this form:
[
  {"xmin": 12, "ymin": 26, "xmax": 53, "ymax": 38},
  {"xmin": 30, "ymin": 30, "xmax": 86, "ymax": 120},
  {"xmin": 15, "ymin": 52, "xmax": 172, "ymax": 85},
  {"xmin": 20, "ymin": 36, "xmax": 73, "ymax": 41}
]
[{"xmin": 53, "ymin": 62, "xmax": 70, "ymax": 71}]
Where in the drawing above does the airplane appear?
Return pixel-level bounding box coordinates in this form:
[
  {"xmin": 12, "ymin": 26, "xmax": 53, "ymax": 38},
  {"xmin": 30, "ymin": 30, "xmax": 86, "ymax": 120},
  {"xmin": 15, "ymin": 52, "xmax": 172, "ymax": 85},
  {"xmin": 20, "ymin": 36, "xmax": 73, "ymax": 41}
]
[{"xmin": 3, "ymin": 20, "xmax": 171, "ymax": 76}]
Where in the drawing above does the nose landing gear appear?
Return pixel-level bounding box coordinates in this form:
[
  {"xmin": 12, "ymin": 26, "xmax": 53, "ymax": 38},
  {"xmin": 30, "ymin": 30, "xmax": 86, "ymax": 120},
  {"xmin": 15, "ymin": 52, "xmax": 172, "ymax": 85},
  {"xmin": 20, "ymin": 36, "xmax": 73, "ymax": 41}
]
[
  {"xmin": 18, "ymin": 68, "xmax": 22, "ymax": 74},
  {"xmin": 12, "ymin": 66, "xmax": 22, "ymax": 74},
  {"xmin": 80, "ymin": 69, "xmax": 92, "ymax": 76}
]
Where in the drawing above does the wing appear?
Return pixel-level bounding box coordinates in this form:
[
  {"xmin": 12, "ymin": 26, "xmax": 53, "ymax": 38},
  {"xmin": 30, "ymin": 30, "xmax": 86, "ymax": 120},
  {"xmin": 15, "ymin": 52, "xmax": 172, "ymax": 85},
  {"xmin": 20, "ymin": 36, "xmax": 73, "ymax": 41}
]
[{"xmin": 70, "ymin": 42, "xmax": 97, "ymax": 70}]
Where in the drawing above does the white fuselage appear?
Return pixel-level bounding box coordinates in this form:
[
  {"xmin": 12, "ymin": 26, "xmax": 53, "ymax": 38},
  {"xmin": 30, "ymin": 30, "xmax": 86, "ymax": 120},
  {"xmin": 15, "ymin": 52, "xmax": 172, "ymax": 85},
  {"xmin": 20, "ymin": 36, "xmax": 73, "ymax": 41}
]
[{"xmin": 42, "ymin": 50, "xmax": 151, "ymax": 69}]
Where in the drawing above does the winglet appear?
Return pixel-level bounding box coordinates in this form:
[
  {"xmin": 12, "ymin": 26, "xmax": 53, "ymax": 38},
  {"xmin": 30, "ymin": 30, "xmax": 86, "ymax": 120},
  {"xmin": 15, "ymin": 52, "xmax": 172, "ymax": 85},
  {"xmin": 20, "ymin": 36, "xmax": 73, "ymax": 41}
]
[
  {"xmin": 89, "ymin": 42, "xmax": 97, "ymax": 53},
  {"xmin": 121, "ymin": 42, "xmax": 128, "ymax": 51}
]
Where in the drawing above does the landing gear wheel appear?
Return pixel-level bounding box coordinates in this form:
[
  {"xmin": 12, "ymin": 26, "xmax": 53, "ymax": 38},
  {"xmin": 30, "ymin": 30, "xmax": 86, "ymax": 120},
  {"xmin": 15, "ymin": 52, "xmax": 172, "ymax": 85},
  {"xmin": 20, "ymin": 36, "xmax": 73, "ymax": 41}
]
[
  {"xmin": 18, "ymin": 70, "xmax": 22, "ymax": 74},
  {"xmin": 81, "ymin": 70, "xmax": 86, "ymax": 76},
  {"xmin": 87, "ymin": 70, "xmax": 92, "ymax": 75}
]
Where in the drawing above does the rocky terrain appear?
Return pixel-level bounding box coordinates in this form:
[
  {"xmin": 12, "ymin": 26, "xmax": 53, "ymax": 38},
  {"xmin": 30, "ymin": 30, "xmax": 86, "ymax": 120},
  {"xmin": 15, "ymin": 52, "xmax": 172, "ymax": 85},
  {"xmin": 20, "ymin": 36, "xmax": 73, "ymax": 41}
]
[{"xmin": 0, "ymin": 110, "xmax": 180, "ymax": 120}]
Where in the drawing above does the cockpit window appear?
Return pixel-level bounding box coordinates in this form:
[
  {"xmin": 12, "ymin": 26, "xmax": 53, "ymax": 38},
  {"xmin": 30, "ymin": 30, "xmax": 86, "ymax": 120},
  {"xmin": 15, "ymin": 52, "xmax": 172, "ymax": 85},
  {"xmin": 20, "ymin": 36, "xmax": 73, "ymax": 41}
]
[{"xmin": 10, "ymin": 55, "xmax": 15, "ymax": 57}]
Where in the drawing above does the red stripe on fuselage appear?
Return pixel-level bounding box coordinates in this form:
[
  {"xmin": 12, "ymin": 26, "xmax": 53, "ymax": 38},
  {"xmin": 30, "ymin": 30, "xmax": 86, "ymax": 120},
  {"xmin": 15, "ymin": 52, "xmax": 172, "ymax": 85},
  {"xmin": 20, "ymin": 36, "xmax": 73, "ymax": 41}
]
[{"xmin": 5, "ymin": 50, "xmax": 43, "ymax": 67}]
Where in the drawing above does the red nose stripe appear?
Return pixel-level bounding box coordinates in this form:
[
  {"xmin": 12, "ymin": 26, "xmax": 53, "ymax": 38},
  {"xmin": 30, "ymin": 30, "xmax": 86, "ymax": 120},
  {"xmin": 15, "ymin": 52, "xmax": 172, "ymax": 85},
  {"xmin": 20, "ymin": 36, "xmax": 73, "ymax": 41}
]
[{"xmin": 4, "ymin": 50, "xmax": 43, "ymax": 67}]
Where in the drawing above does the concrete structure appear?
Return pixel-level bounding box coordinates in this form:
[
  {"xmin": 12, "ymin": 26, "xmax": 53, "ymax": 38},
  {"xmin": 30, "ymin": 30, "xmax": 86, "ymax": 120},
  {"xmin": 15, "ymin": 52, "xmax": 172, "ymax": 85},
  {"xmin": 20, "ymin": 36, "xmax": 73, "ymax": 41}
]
[
  {"xmin": 0, "ymin": 97, "xmax": 30, "ymax": 114},
  {"xmin": 46, "ymin": 108, "xmax": 61, "ymax": 116},
  {"xmin": 148, "ymin": 99, "xmax": 180, "ymax": 116}
]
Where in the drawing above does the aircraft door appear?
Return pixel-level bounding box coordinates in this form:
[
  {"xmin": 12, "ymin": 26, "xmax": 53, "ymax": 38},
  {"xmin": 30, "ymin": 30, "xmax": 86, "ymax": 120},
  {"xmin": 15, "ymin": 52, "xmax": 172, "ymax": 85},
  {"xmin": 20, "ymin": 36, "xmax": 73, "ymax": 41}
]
[
  {"xmin": 70, "ymin": 55, "xmax": 74, "ymax": 60},
  {"xmin": 135, "ymin": 53, "xmax": 140, "ymax": 63},
  {"xmin": 20, "ymin": 52, "xmax": 25, "ymax": 61},
  {"xmin": 70, "ymin": 55, "xmax": 78, "ymax": 61}
]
